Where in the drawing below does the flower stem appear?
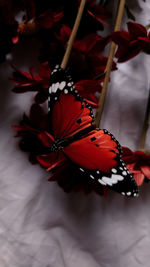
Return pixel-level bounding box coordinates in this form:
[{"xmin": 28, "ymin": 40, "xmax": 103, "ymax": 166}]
[
  {"xmin": 95, "ymin": 0, "xmax": 126, "ymax": 128},
  {"xmin": 61, "ymin": 0, "xmax": 86, "ymax": 70},
  {"xmin": 140, "ymin": 91, "xmax": 150, "ymax": 150}
]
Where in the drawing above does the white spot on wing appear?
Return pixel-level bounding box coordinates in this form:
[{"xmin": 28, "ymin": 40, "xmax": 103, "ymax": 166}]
[
  {"xmin": 51, "ymin": 84, "xmax": 55, "ymax": 92},
  {"xmin": 55, "ymin": 82, "xmax": 59, "ymax": 91},
  {"xmin": 111, "ymin": 174, "xmax": 124, "ymax": 182},
  {"xmin": 49, "ymin": 86, "xmax": 52, "ymax": 93},
  {"xmin": 59, "ymin": 81, "xmax": 66, "ymax": 90},
  {"xmin": 90, "ymin": 175, "xmax": 94, "ymax": 179},
  {"xmin": 102, "ymin": 177, "xmax": 113, "ymax": 186},
  {"xmin": 64, "ymin": 89, "xmax": 68, "ymax": 94},
  {"xmin": 98, "ymin": 179, "xmax": 106, "ymax": 185},
  {"xmin": 112, "ymin": 168, "xmax": 117, "ymax": 173}
]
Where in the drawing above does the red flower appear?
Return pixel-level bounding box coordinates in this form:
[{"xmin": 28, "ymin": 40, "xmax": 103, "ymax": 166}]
[
  {"xmin": 111, "ymin": 22, "xmax": 150, "ymax": 62},
  {"xmin": 56, "ymin": 25, "xmax": 113, "ymax": 79},
  {"xmin": 11, "ymin": 62, "xmax": 102, "ymax": 107},
  {"xmin": 122, "ymin": 147, "xmax": 150, "ymax": 186},
  {"xmin": 12, "ymin": 104, "xmax": 50, "ymax": 164},
  {"xmin": 15, "ymin": 8, "xmax": 63, "ymax": 43},
  {"xmin": 11, "ymin": 62, "xmax": 51, "ymax": 104}
]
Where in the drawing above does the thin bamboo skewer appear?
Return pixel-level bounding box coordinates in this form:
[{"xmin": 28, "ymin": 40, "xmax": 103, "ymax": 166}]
[
  {"xmin": 95, "ymin": 0, "xmax": 126, "ymax": 128},
  {"xmin": 61, "ymin": 0, "xmax": 86, "ymax": 70}
]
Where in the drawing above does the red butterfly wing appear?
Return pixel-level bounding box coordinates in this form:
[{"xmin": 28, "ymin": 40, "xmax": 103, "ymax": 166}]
[
  {"xmin": 63, "ymin": 129, "xmax": 138, "ymax": 197},
  {"xmin": 48, "ymin": 65, "xmax": 94, "ymax": 139},
  {"xmin": 64, "ymin": 129, "xmax": 119, "ymax": 173}
]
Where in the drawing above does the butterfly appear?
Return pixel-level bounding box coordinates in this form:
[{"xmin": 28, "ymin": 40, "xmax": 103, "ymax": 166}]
[{"xmin": 41, "ymin": 64, "xmax": 139, "ymax": 197}]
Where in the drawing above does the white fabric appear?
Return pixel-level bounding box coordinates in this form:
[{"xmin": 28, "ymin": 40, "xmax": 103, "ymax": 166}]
[{"xmin": 0, "ymin": 1, "xmax": 150, "ymax": 266}]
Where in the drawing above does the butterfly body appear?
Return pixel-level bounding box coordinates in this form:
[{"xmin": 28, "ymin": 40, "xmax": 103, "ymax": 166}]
[{"xmin": 42, "ymin": 65, "xmax": 139, "ymax": 197}]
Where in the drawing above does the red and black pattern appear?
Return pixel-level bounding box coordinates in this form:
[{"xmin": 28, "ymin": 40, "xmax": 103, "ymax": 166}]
[{"xmin": 46, "ymin": 65, "xmax": 138, "ymax": 197}]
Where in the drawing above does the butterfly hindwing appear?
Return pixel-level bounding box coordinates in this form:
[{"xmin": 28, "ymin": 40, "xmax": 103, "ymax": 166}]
[
  {"xmin": 63, "ymin": 128, "xmax": 138, "ymax": 197},
  {"xmin": 78, "ymin": 159, "xmax": 138, "ymax": 197}
]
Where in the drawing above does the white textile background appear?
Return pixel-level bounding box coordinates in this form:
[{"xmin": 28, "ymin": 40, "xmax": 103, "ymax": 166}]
[{"xmin": 0, "ymin": 1, "xmax": 150, "ymax": 266}]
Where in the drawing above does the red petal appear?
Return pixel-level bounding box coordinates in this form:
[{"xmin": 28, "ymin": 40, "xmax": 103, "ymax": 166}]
[
  {"xmin": 84, "ymin": 98, "xmax": 98, "ymax": 108},
  {"xmin": 53, "ymin": 11, "xmax": 64, "ymax": 23},
  {"xmin": 12, "ymin": 35, "xmax": 19, "ymax": 44},
  {"xmin": 127, "ymin": 22, "xmax": 147, "ymax": 38},
  {"xmin": 38, "ymin": 62, "xmax": 51, "ymax": 79},
  {"xmin": 116, "ymin": 42, "xmax": 141, "ymax": 62},
  {"xmin": 133, "ymin": 172, "xmax": 145, "ymax": 186},
  {"xmin": 37, "ymin": 152, "xmax": 66, "ymax": 171},
  {"xmin": 111, "ymin": 30, "xmax": 130, "ymax": 45},
  {"xmin": 11, "ymin": 64, "xmax": 33, "ymax": 81},
  {"xmin": 75, "ymin": 80, "xmax": 101, "ymax": 93},
  {"xmin": 38, "ymin": 132, "xmax": 54, "ymax": 147},
  {"xmin": 56, "ymin": 25, "xmax": 71, "ymax": 44},
  {"xmin": 87, "ymin": 1, "xmax": 110, "ymax": 25},
  {"xmin": 141, "ymin": 165, "xmax": 150, "ymax": 179},
  {"xmin": 138, "ymin": 37, "xmax": 150, "ymax": 44},
  {"xmin": 87, "ymin": 10, "xmax": 108, "ymax": 25},
  {"xmin": 12, "ymin": 125, "xmax": 26, "ymax": 131},
  {"xmin": 126, "ymin": 163, "xmax": 144, "ymax": 186},
  {"xmin": 122, "ymin": 146, "xmax": 133, "ymax": 156}
]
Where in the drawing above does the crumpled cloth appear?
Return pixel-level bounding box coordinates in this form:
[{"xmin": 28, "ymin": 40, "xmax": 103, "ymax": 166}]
[{"xmin": 0, "ymin": 1, "xmax": 150, "ymax": 266}]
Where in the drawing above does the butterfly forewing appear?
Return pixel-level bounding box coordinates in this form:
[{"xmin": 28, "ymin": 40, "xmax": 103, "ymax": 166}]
[{"xmin": 48, "ymin": 65, "xmax": 94, "ymax": 139}]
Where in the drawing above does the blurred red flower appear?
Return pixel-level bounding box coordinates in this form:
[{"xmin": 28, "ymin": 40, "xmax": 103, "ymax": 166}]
[
  {"xmin": 18, "ymin": 9, "xmax": 63, "ymax": 37},
  {"xmin": 11, "ymin": 62, "xmax": 102, "ymax": 107},
  {"xmin": 56, "ymin": 25, "xmax": 115, "ymax": 79},
  {"xmin": 12, "ymin": 104, "xmax": 50, "ymax": 164},
  {"xmin": 122, "ymin": 147, "xmax": 150, "ymax": 186},
  {"xmin": 11, "ymin": 62, "xmax": 52, "ymax": 104},
  {"xmin": 111, "ymin": 22, "xmax": 150, "ymax": 62}
]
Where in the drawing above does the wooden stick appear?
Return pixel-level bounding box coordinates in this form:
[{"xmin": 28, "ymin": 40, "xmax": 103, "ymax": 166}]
[
  {"xmin": 95, "ymin": 0, "xmax": 126, "ymax": 128},
  {"xmin": 61, "ymin": 0, "xmax": 86, "ymax": 70},
  {"xmin": 140, "ymin": 91, "xmax": 150, "ymax": 150}
]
